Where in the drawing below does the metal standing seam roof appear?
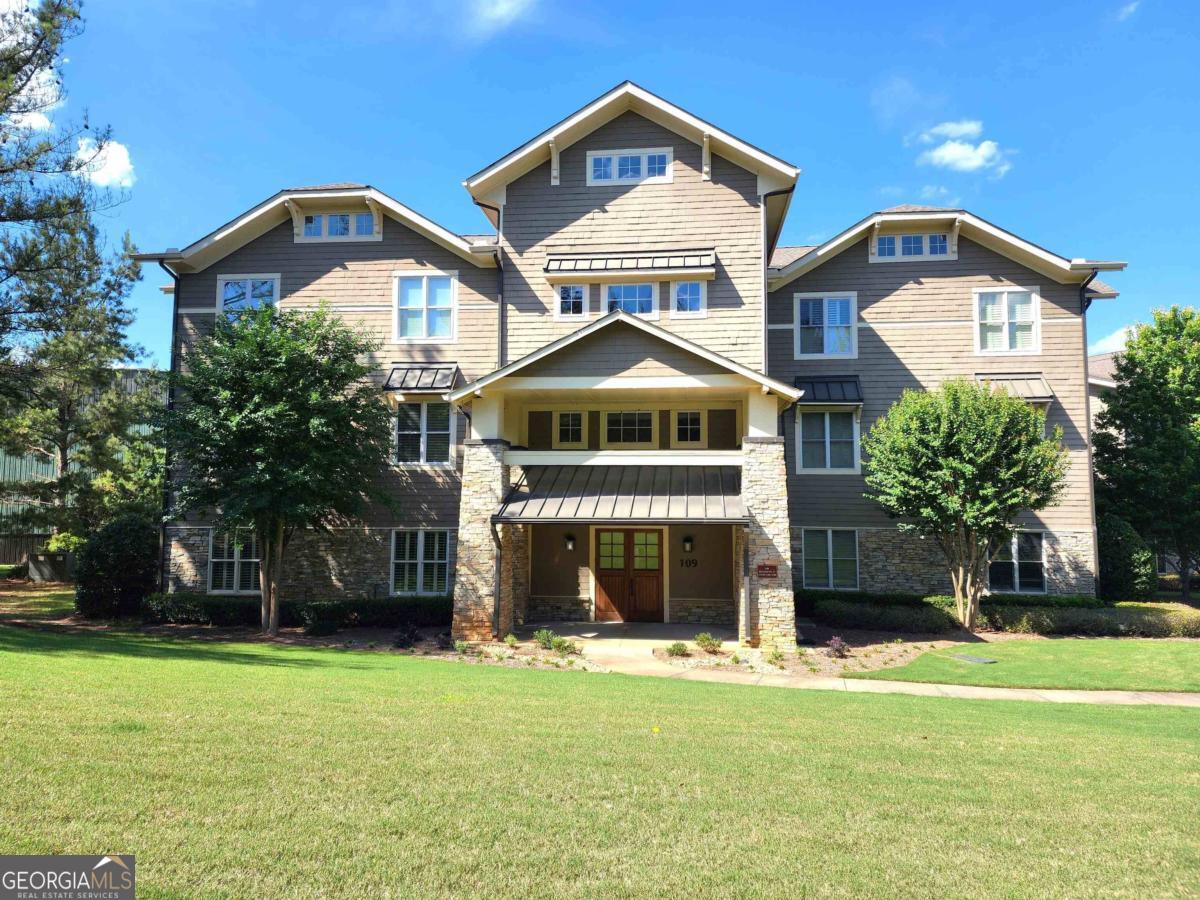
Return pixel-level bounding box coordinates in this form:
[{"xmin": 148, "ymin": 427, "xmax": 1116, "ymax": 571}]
[
  {"xmin": 794, "ymin": 375, "xmax": 864, "ymax": 404},
  {"xmin": 383, "ymin": 364, "xmax": 459, "ymax": 392},
  {"xmin": 545, "ymin": 249, "xmax": 716, "ymax": 274},
  {"xmin": 975, "ymin": 373, "xmax": 1055, "ymax": 402},
  {"xmin": 494, "ymin": 465, "xmax": 748, "ymax": 523}
]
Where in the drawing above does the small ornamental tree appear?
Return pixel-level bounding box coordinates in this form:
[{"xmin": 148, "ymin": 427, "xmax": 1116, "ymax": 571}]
[
  {"xmin": 163, "ymin": 306, "xmax": 393, "ymax": 635},
  {"xmin": 862, "ymin": 379, "xmax": 1068, "ymax": 629},
  {"xmin": 1094, "ymin": 306, "xmax": 1200, "ymax": 601}
]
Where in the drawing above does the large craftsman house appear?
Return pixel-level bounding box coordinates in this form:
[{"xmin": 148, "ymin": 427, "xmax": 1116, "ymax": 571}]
[{"xmin": 140, "ymin": 82, "xmax": 1124, "ymax": 647}]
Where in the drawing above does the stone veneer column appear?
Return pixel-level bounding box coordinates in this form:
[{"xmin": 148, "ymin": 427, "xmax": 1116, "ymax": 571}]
[
  {"xmin": 741, "ymin": 436, "xmax": 798, "ymax": 650},
  {"xmin": 510, "ymin": 524, "xmax": 530, "ymax": 628},
  {"xmin": 452, "ymin": 438, "xmax": 509, "ymax": 641}
]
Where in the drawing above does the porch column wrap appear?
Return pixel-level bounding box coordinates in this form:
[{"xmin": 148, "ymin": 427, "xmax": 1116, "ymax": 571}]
[
  {"xmin": 740, "ymin": 436, "xmax": 798, "ymax": 650},
  {"xmin": 452, "ymin": 438, "xmax": 511, "ymax": 640}
]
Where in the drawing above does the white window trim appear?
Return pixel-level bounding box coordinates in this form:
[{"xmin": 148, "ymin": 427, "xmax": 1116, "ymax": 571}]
[
  {"xmin": 801, "ymin": 527, "xmax": 860, "ymax": 590},
  {"xmin": 393, "ymin": 401, "xmax": 457, "ymax": 468},
  {"xmin": 669, "ymin": 279, "xmax": 707, "ymax": 319},
  {"xmin": 552, "ymin": 284, "xmax": 590, "ymax": 321},
  {"xmin": 215, "ymin": 273, "xmax": 281, "ymax": 313},
  {"xmin": 551, "ymin": 410, "xmax": 588, "ymax": 450},
  {"xmin": 585, "ymin": 147, "xmax": 674, "ymax": 186},
  {"xmin": 795, "ymin": 409, "xmax": 861, "ymax": 474},
  {"xmin": 207, "ymin": 527, "xmax": 261, "ymax": 595},
  {"xmin": 792, "ymin": 291, "xmax": 858, "ymax": 359},
  {"xmin": 972, "ymin": 285, "xmax": 1041, "ymax": 356},
  {"xmin": 602, "ymin": 282, "xmax": 659, "ymax": 321},
  {"xmin": 987, "ymin": 530, "xmax": 1047, "ymax": 595},
  {"xmin": 391, "ymin": 528, "xmax": 452, "ymax": 597},
  {"xmin": 296, "ymin": 210, "xmax": 382, "ymax": 243},
  {"xmin": 393, "ymin": 270, "xmax": 459, "ymax": 344},
  {"xmin": 599, "ymin": 410, "xmax": 659, "ymax": 450},
  {"xmin": 870, "ymin": 232, "xmax": 958, "ymax": 263},
  {"xmin": 669, "ymin": 409, "xmax": 708, "ymax": 449}
]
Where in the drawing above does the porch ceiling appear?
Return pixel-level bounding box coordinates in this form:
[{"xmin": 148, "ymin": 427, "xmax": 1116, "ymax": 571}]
[{"xmin": 494, "ymin": 465, "xmax": 748, "ymax": 524}]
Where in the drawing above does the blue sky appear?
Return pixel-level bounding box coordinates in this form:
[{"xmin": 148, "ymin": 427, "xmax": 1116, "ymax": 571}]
[{"xmin": 56, "ymin": 0, "xmax": 1197, "ymax": 366}]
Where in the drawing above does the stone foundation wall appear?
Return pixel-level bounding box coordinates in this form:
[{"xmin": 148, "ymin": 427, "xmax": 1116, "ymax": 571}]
[
  {"xmin": 526, "ymin": 595, "xmax": 591, "ymax": 622},
  {"xmin": 1045, "ymin": 530, "xmax": 1097, "ymax": 596},
  {"xmin": 165, "ymin": 526, "xmax": 209, "ymax": 592},
  {"xmin": 669, "ymin": 597, "xmax": 735, "ymax": 626}
]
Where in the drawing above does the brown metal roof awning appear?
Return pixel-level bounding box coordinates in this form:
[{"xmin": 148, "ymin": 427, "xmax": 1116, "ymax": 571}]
[
  {"xmin": 384, "ymin": 364, "xmax": 458, "ymax": 392},
  {"xmin": 794, "ymin": 375, "xmax": 863, "ymax": 405},
  {"xmin": 494, "ymin": 465, "xmax": 748, "ymax": 524},
  {"xmin": 976, "ymin": 373, "xmax": 1054, "ymax": 403},
  {"xmin": 544, "ymin": 249, "xmax": 716, "ymax": 281}
]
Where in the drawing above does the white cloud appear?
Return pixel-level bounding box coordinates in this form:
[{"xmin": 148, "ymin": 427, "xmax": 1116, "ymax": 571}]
[
  {"xmin": 75, "ymin": 138, "xmax": 135, "ymax": 189},
  {"xmin": 1116, "ymin": 1, "xmax": 1140, "ymax": 21},
  {"xmin": 917, "ymin": 119, "xmax": 983, "ymax": 143},
  {"xmin": 918, "ymin": 137, "xmax": 1014, "ymax": 177},
  {"xmin": 1089, "ymin": 324, "xmax": 1136, "ymax": 355},
  {"xmin": 919, "ymin": 184, "xmax": 961, "ymax": 206},
  {"xmin": 465, "ymin": 0, "xmax": 537, "ymax": 39}
]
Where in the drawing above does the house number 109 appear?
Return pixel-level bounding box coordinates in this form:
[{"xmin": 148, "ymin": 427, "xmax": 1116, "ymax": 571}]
[{"xmin": 679, "ymin": 558, "xmax": 698, "ymax": 568}]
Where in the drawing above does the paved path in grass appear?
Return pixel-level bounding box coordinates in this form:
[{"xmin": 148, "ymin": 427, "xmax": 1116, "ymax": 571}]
[{"xmin": 581, "ymin": 646, "xmax": 1200, "ymax": 707}]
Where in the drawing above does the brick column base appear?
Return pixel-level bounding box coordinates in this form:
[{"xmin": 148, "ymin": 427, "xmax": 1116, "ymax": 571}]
[
  {"xmin": 742, "ymin": 436, "xmax": 798, "ymax": 650},
  {"xmin": 452, "ymin": 439, "xmax": 509, "ymax": 641}
]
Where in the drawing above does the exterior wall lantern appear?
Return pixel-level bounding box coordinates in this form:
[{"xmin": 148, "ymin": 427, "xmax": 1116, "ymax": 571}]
[
  {"xmin": 682, "ymin": 535, "xmax": 694, "ymax": 554},
  {"xmin": 564, "ymin": 533, "xmax": 576, "ymax": 552}
]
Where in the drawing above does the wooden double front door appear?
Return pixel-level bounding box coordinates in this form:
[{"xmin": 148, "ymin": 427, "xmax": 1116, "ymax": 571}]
[{"xmin": 595, "ymin": 529, "xmax": 663, "ymax": 622}]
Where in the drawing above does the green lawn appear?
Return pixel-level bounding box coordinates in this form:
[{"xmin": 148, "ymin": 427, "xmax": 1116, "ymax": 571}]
[
  {"xmin": 1, "ymin": 628, "xmax": 1197, "ymax": 897},
  {"xmin": 857, "ymin": 638, "xmax": 1200, "ymax": 692},
  {"xmin": 0, "ymin": 580, "xmax": 75, "ymax": 621}
]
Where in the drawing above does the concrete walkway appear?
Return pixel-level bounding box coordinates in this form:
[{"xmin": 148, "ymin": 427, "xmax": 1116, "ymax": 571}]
[{"xmin": 580, "ymin": 644, "xmax": 1200, "ymax": 708}]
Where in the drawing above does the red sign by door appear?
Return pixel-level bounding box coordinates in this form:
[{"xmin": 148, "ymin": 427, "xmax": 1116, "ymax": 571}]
[{"xmin": 756, "ymin": 563, "xmax": 778, "ymax": 579}]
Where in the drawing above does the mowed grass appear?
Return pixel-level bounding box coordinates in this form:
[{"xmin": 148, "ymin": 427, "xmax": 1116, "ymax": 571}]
[
  {"xmin": 0, "ymin": 579, "xmax": 74, "ymax": 621},
  {"xmin": 858, "ymin": 638, "xmax": 1200, "ymax": 692},
  {"xmin": 1, "ymin": 628, "xmax": 1198, "ymax": 898}
]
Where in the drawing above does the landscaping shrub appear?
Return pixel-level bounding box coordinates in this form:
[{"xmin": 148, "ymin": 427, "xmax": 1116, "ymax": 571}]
[
  {"xmin": 810, "ymin": 598, "xmax": 960, "ymax": 633},
  {"xmin": 665, "ymin": 641, "xmax": 689, "ymax": 657},
  {"xmin": 1097, "ymin": 515, "xmax": 1156, "ymax": 602},
  {"xmin": 392, "ymin": 622, "xmax": 422, "ymax": 649},
  {"xmin": 504, "ymin": 633, "xmax": 518, "ymax": 648},
  {"xmin": 979, "ymin": 603, "xmax": 1200, "ymax": 638},
  {"xmin": 549, "ymin": 636, "xmax": 579, "ymax": 656},
  {"xmin": 1158, "ymin": 572, "xmax": 1199, "ymax": 595},
  {"xmin": 141, "ymin": 593, "xmax": 449, "ymax": 632},
  {"xmin": 74, "ymin": 516, "xmax": 158, "ymax": 619},
  {"xmin": 301, "ymin": 601, "xmax": 342, "ymax": 636},
  {"xmin": 533, "ymin": 628, "xmax": 556, "ymax": 650},
  {"xmin": 694, "ymin": 632, "xmax": 722, "ymax": 654},
  {"xmin": 825, "ymin": 636, "xmax": 849, "ymax": 658}
]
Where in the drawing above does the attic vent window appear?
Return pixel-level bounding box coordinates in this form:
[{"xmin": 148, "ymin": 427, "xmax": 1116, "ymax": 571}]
[
  {"xmin": 586, "ymin": 147, "xmax": 673, "ymax": 186},
  {"xmin": 297, "ymin": 210, "xmax": 380, "ymax": 242},
  {"xmin": 871, "ymin": 232, "xmax": 956, "ymax": 263}
]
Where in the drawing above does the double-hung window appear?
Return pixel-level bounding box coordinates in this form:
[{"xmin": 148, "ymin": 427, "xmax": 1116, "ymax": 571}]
[
  {"xmin": 555, "ymin": 284, "xmax": 587, "ymax": 320},
  {"xmin": 395, "ymin": 271, "xmax": 456, "ymax": 342},
  {"xmin": 793, "ymin": 292, "xmax": 856, "ymax": 358},
  {"xmin": 976, "ymin": 287, "xmax": 1039, "ymax": 354},
  {"xmin": 670, "ymin": 280, "xmax": 706, "ymax": 318},
  {"xmin": 797, "ymin": 411, "xmax": 859, "ymax": 472},
  {"xmin": 392, "ymin": 529, "xmax": 450, "ymax": 595},
  {"xmin": 209, "ymin": 528, "xmax": 261, "ymax": 594},
  {"xmin": 989, "ymin": 532, "xmax": 1045, "ymax": 593},
  {"xmin": 218, "ymin": 274, "xmax": 279, "ymax": 315},
  {"xmin": 395, "ymin": 401, "xmax": 454, "ymax": 465},
  {"xmin": 603, "ymin": 411, "xmax": 655, "ymax": 448},
  {"xmin": 803, "ymin": 528, "xmax": 859, "ymax": 589},
  {"xmin": 586, "ymin": 147, "xmax": 673, "ymax": 186},
  {"xmin": 606, "ymin": 283, "xmax": 657, "ymax": 318}
]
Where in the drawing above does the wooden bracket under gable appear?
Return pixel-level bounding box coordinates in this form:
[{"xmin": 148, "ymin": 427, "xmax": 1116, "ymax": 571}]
[
  {"xmin": 549, "ymin": 140, "xmax": 560, "ymax": 186},
  {"xmin": 701, "ymin": 133, "xmax": 712, "ymax": 182},
  {"xmin": 283, "ymin": 199, "xmax": 304, "ymax": 240}
]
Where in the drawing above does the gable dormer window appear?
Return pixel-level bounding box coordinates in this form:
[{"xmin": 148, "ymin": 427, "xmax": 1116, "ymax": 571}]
[
  {"xmin": 586, "ymin": 147, "xmax": 673, "ymax": 186},
  {"xmin": 872, "ymin": 232, "xmax": 956, "ymax": 262},
  {"xmin": 298, "ymin": 211, "xmax": 379, "ymax": 242}
]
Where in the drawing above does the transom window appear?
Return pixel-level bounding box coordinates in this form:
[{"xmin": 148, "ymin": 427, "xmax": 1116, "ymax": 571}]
[
  {"xmin": 395, "ymin": 272, "xmax": 456, "ymax": 341},
  {"xmin": 671, "ymin": 280, "xmax": 706, "ymax": 318},
  {"xmin": 989, "ymin": 532, "xmax": 1045, "ymax": 593},
  {"xmin": 798, "ymin": 411, "xmax": 859, "ymax": 471},
  {"xmin": 299, "ymin": 210, "xmax": 377, "ymax": 241},
  {"xmin": 555, "ymin": 284, "xmax": 587, "ymax": 319},
  {"xmin": 586, "ymin": 147, "xmax": 674, "ymax": 186},
  {"xmin": 976, "ymin": 288, "xmax": 1039, "ymax": 354},
  {"xmin": 557, "ymin": 411, "xmax": 583, "ymax": 446},
  {"xmin": 218, "ymin": 274, "xmax": 278, "ymax": 315},
  {"xmin": 606, "ymin": 283, "xmax": 657, "ymax": 318},
  {"xmin": 605, "ymin": 411, "xmax": 654, "ymax": 446},
  {"xmin": 392, "ymin": 529, "xmax": 450, "ymax": 596},
  {"xmin": 209, "ymin": 528, "xmax": 260, "ymax": 594},
  {"xmin": 793, "ymin": 293, "xmax": 856, "ymax": 358},
  {"xmin": 803, "ymin": 528, "xmax": 858, "ymax": 589},
  {"xmin": 395, "ymin": 401, "xmax": 453, "ymax": 465},
  {"xmin": 873, "ymin": 232, "xmax": 954, "ymax": 262}
]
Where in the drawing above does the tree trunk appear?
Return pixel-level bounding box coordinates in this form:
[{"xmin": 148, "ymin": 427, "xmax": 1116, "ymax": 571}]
[
  {"xmin": 259, "ymin": 526, "xmax": 271, "ymax": 633},
  {"xmin": 268, "ymin": 520, "xmax": 284, "ymax": 635},
  {"xmin": 1181, "ymin": 555, "xmax": 1193, "ymax": 604}
]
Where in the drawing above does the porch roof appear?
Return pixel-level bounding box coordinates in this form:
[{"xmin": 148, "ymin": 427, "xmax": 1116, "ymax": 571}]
[{"xmin": 494, "ymin": 465, "xmax": 748, "ymax": 524}]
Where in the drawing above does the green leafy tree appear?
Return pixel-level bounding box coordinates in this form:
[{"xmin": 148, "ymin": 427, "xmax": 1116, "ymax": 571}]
[
  {"xmin": 862, "ymin": 379, "xmax": 1069, "ymax": 628},
  {"xmin": 162, "ymin": 306, "xmax": 393, "ymax": 635},
  {"xmin": 1094, "ymin": 306, "xmax": 1200, "ymax": 601},
  {"xmin": 0, "ymin": 1, "xmax": 118, "ymax": 363},
  {"xmin": 0, "ymin": 212, "xmax": 158, "ymax": 537}
]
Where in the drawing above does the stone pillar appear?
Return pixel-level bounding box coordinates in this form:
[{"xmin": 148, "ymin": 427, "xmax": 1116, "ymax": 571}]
[
  {"xmin": 511, "ymin": 524, "xmax": 530, "ymax": 628},
  {"xmin": 741, "ymin": 436, "xmax": 797, "ymax": 650},
  {"xmin": 452, "ymin": 438, "xmax": 509, "ymax": 641}
]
